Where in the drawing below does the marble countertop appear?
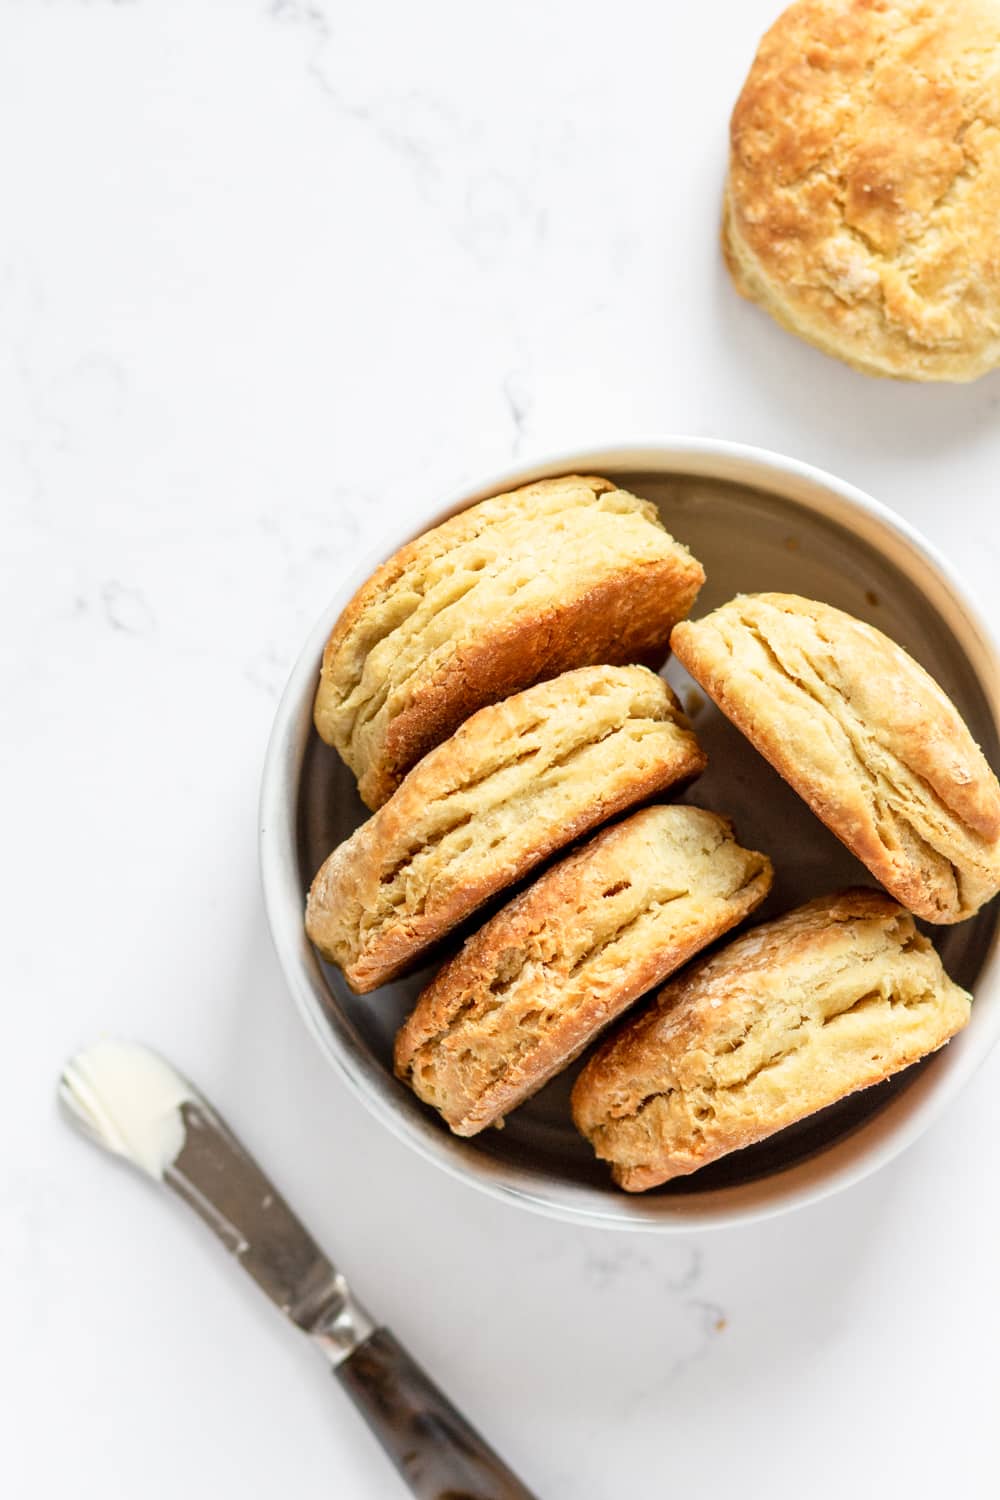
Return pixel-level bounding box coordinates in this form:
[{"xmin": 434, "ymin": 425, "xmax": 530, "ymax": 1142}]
[{"xmin": 6, "ymin": 2, "xmax": 1000, "ymax": 1496}]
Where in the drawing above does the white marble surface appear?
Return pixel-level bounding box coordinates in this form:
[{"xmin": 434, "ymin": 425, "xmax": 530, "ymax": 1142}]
[{"xmin": 5, "ymin": 2, "xmax": 1000, "ymax": 1495}]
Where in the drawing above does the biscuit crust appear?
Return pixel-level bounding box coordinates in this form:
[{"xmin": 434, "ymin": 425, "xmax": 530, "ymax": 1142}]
[
  {"xmin": 305, "ymin": 666, "xmax": 706, "ymax": 992},
  {"xmin": 394, "ymin": 806, "xmax": 773, "ymax": 1135},
  {"xmin": 726, "ymin": 0, "xmax": 1000, "ymax": 380},
  {"xmin": 672, "ymin": 593, "xmax": 1000, "ymax": 923},
  {"xmin": 572, "ymin": 889, "xmax": 971, "ymax": 1190},
  {"xmin": 313, "ymin": 475, "xmax": 704, "ymax": 808}
]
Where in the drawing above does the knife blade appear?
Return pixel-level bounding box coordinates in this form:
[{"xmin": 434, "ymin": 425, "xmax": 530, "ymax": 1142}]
[{"xmin": 165, "ymin": 1097, "xmax": 375, "ymax": 1364}]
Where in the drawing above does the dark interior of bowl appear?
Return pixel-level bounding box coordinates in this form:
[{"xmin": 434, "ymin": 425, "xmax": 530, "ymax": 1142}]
[{"xmin": 296, "ymin": 471, "xmax": 999, "ymax": 1197}]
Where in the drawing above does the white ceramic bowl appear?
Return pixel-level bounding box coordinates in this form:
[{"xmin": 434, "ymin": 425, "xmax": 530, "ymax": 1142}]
[{"xmin": 260, "ymin": 440, "xmax": 1000, "ymax": 1230}]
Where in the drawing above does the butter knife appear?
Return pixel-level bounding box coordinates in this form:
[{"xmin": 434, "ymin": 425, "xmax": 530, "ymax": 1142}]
[{"xmin": 59, "ymin": 1039, "xmax": 538, "ymax": 1500}]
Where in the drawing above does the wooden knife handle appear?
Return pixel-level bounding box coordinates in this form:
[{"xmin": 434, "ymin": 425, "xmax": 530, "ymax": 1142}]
[{"xmin": 335, "ymin": 1327, "xmax": 539, "ymax": 1500}]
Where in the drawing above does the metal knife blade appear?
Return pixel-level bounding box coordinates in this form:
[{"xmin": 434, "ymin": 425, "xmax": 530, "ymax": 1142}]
[{"xmin": 165, "ymin": 1097, "xmax": 374, "ymax": 1366}]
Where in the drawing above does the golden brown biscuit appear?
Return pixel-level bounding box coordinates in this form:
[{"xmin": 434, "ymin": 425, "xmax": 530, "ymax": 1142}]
[
  {"xmin": 306, "ymin": 666, "xmax": 706, "ymax": 992},
  {"xmin": 672, "ymin": 593, "xmax": 1000, "ymax": 923},
  {"xmin": 725, "ymin": 0, "xmax": 1000, "ymax": 380},
  {"xmin": 394, "ymin": 806, "xmax": 773, "ymax": 1136},
  {"xmin": 572, "ymin": 890, "xmax": 971, "ymax": 1190},
  {"xmin": 314, "ymin": 474, "xmax": 705, "ymax": 808}
]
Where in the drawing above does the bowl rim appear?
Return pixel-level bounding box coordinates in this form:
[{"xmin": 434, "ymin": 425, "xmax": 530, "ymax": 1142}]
[{"xmin": 259, "ymin": 436, "xmax": 1000, "ymax": 1232}]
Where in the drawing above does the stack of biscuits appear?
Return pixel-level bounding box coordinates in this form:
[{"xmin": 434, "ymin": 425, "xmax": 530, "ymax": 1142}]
[{"xmin": 305, "ymin": 475, "xmax": 1000, "ymax": 1191}]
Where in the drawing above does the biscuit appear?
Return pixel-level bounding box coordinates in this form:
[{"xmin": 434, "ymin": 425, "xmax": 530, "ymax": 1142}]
[
  {"xmin": 671, "ymin": 593, "xmax": 1000, "ymax": 923},
  {"xmin": 306, "ymin": 666, "xmax": 706, "ymax": 992},
  {"xmin": 572, "ymin": 889, "xmax": 971, "ymax": 1190},
  {"xmin": 725, "ymin": 0, "xmax": 1000, "ymax": 380},
  {"xmin": 314, "ymin": 474, "xmax": 705, "ymax": 808},
  {"xmin": 394, "ymin": 806, "xmax": 773, "ymax": 1136}
]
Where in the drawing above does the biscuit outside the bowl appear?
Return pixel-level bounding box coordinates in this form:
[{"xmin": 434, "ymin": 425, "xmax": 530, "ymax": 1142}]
[{"xmin": 725, "ymin": 0, "xmax": 1000, "ymax": 380}]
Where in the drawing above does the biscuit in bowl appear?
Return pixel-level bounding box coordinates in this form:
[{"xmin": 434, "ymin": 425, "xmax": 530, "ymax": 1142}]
[
  {"xmin": 725, "ymin": 0, "xmax": 1000, "ymax": 380},
  {"xmin": 394, "ymin": 805, "xmax": 773, "ymax": 1136},
  {"xmin": 572, "ymin": 889, "xmax": 972, "ymax": 1191},
  {"xmin": 672, "ymin": 593, "xmax": 1000, "ymax": 923},
  {"xmin": 305, "ymin": 666, "xmax": 706, "ymax": 992},
  {"xmin": 313, "ymin": 474, "xmax": 705, "ymax": 808}
]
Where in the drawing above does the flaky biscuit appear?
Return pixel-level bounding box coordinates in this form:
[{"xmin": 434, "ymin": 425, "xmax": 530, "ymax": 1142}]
[
  {"xmin": 306, "ymin": 666, "xmax": 706, "ymax": 992},
  {"xmin": 313, "ymin": 474, "xmax": 704, "ymax": 808},
  {"xmin": 394, "ymin": 806, "xmax": 773, "ymax": 1135},
  {"xmin": 671, "ymin": 593, "xmax": 1000, "ymax": 923},
  {"xmin": 572, "ymin": 890, "xmax": 971, "ymax": 1190},
  {"xmin": 726, "ymin": 0, "xmax": 1000, "ymax": 380}
]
